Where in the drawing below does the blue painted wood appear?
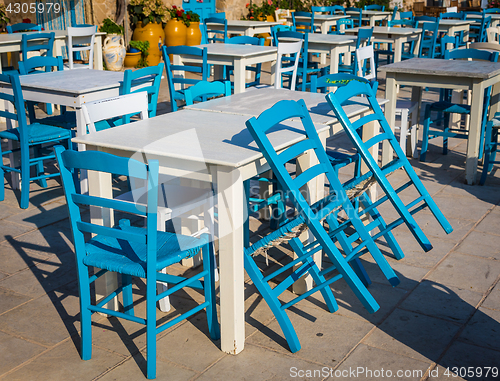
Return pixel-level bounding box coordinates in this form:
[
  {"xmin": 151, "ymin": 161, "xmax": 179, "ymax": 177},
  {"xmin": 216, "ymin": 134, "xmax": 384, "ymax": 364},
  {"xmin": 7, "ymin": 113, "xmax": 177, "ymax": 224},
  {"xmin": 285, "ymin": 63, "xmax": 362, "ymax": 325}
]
[
  {"xmin": 224, "ymin": 36, "xmax": 264, "ymax": 89},
  {"xmin": 122, "ymin": 63, "xmax": 164, "ymax": 122},
  {"xmin": 346, "ymin": 7, "xmax": 363, "ymax": 27},
  {"xmin": 325, "ymin": 79, "xmax": 454, "ymax": 252},
  {"xmin": 21, "ymin": 32, "xmax": 55, "ymax": 61},
  {"xmin": 244, "ymin": 98, "xmax": 406, "ymax": 352},
  {"xmin": 292, "ymin": 11, "xmax": 315, "ymax": 33},
  {"xmin": 184, "ymin": 80, "xmax": 231, "ymax": 105},
  {"xmin": 480, "ymin": 117, "xmax": 500, "ymax": 184},
  {"xmin": 54, "ymin": 146, "xmax": 219, "ymax": 379},
  {"xmin": 202, "ymin": 16, "xmax": 228, "ymax": 44},
  {"xmin": 183, "ymin": 0, "xmax": 216, "ymax": 21},
  {"xmin": 6, "ymin": 23, "xmax": 41, "ymax": 33},
  {"xmin": 420, "ymin": 49, "xmax": 498, "ymax": 162},
  {"xmin": 338, "ymin": 27, "xmax": 373, "ymax": 75},
  {"xmin": 0, "ymin": 73, "xmax": 72, "ymax": 209},
  {"xmin": 330, "ymin": 18, "xmax": 354, "ymax": 35},
  {"xmin": 162, "ymin": 45, "xmax": 208, "ymax": 112}
]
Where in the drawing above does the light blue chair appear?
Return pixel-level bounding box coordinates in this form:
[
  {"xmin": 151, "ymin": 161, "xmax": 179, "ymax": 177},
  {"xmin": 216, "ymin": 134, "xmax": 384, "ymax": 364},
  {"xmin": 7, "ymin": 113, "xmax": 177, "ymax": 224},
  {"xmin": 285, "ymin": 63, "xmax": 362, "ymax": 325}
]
[
  {"xmin": 420, "ymin": 48, "xmax": 499, "ymax": 162},
  {"xmin": 480, "ymin": 114, "xmax": 500, "ymax": 184},
  {"xmin": 325, "ymin": 79, "xmax": 454, "ymax": 252},
  {"xmin": 364, "ymin": 4, "xmax": 385, "ymax": 11},
  {"xmin": 244, "ymin": 98, "xmax": 400, "ymax": 353},
  {"xmin": 346, "ymin": 7, "xmax": 363, "ymax": 27},
  {"xmin": 329, "ymin": 17, "xmax": 354, "ymax": 35},
  {"xmin": 7, "ymin": 22, "xmax": 41, "ymax": 33},
  {"xmin": 338, "ymin": 27, "xmax": 373, "ymax": 75},
  {"xmin": 203, "ymin": 16, "xmax": 228, "ymax": 43},
  {"xmin": 54, "ymin": 146, "xmax": 219, "ymax": 379},
  {"xmin": 184, "ymin": 80, "xmax": 231, "ymax": 105},
  {"xmin": 162, "ymin": 45, "xmax": 208, "ymax": 112},
  {"xmin": 292, "ymin": 11, "xmax": 315, "ymax": 33},
  {"xmin": 0, "ymin": 72, "xmax": 73, "ymax": 209}
]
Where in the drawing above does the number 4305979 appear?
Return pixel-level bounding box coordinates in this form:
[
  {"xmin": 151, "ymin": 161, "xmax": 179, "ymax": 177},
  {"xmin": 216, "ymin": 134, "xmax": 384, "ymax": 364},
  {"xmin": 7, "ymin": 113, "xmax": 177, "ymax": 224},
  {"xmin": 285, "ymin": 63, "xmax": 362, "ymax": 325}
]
[
  {"xmin": 444, "ymin": 367, "xmax": 498, "ymax": 378},
  {"xmin": 6, "ymin": 3, "xmax": 61, "ymax": 14}
]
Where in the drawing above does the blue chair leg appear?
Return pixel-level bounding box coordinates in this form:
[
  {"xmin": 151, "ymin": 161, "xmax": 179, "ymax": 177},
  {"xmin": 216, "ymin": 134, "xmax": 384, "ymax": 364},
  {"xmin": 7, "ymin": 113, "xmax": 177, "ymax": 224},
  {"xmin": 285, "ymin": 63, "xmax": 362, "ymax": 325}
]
[
  {"xmin": 420, "ymin": 105, "xmax": 432, "ymax": 162},
  {"xmin": 146, "ymin": 272, "xmax": 157, "ymax": 379},
  {"xmin": 20, "ymin": 145, "xmax": 30, "ymax": 209},
  {"xmin": 80, "ymin": 268, "xmax": 93, "ymax": 360},
  {"xmin": 35, "ymin": 146, "xmax": 48, "ymax": 188},
  {"xmin": 244, "ymin": 252, "xmax": 302, "ymax": 352},
  {"xmin": 0, "ymin": 145, "xmax": 4, "ymax": 202},
  {"xmin": 442, "ymin": 114, "xmax": 450, "ymax": 155},
  {"xmin": 204, "ymin": 241, "xmax": 220, "ymax": 340},
  {"xmin": 351, "ymin": 259, "xmax": 372, "ymax": 287},
  {"xmin": 480, "ymin": 121, "xmax": 495, "ymax": 185},
  {"xmin": 121, "ymin": 274, "xmax": 135, "ymax": 316}
]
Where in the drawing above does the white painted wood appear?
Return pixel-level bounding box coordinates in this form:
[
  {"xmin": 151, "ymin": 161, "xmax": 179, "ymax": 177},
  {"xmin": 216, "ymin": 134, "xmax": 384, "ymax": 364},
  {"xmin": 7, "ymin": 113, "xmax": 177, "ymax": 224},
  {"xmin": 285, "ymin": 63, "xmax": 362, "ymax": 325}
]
[
  {"xmin": 206, "ymin": 20, "xmax": 281, "ymax": 37},
  {"xmin": 346, "ymin": 10, "xmax": 392, "ymax": 26},
  {"xmin": 275, "ymin": 40, "xmax": 302, "ymax": 89},
  {"xmin": 66, "ymin": 26, "xmax": 97, "ymax": 70}
]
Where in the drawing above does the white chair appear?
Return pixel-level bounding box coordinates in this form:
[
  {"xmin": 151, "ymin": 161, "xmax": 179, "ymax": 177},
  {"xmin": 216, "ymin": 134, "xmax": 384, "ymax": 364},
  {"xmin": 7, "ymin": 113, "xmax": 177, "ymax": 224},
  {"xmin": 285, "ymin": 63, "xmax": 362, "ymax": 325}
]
[
  {"xmin": 446, "ymin": 6, "xmax": 458, "ymax": 12},
  {"xmin": 65, "ymin": 25, "xmax": 97, "ymax": 70},
  {"xmin": 82, "ymin": 92, "xmax": 217, "ymax": 312},
  {"xmin": 356, "ymin": 45, "xmax": 419, "ymax": 157},
  {"xmin": 275, "ymin": 9, "xmax": 293, "ymax": 26},
  {"xmin": 275, "ymin": 40, "xmax": 303, "ymax": 90},
  {"xmin": 486, "ymin": 26, "xmax": 500, "ymax": 42}
]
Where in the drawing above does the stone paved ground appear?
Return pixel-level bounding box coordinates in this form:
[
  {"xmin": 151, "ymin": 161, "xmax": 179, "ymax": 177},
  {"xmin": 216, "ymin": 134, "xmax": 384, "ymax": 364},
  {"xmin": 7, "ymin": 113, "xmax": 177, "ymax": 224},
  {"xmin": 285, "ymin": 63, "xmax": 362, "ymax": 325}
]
[{"xmin": 0, "ymin": 63, "xmax": 499, "ymax": 381}]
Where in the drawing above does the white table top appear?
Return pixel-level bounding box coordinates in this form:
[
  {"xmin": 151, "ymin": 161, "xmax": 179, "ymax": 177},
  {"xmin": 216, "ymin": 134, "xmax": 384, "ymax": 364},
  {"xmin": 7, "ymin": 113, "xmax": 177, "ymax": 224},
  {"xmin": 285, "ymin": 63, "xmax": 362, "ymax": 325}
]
[
  {"xmin": 280, "ymin": 33, "xmax": 355, "ymax": 44},
  {"xmin": 15, "ymin": 69, "xmax": 123, "ymax": 94},
  {"xmin": 379, "ymin": 57, "xmax": 500, "ymax": 78},
  {"xmin": 438, "ymin": 19, "xmax": 474, "ymax": 26},
  {"xmin": 346, "ymin": 26, "xmax": 422, "ymax": 35},
  {"xmin": 195, "ymin": 43, "xmax": 277, "ymax": 57},
  {"xmin": 225, "ymin": 20, "xmax": 281, "ymax": 27},
  {"xmin": 286, "ymin": 14, "xmax": 346, "ymax": 21},
  {"xmin": 347, "ymin": 10, "xmax": 392, "ymax": 15},
  {"xmin": 467, "ymin": 13, "xmax": 500, "ymax": 19},
  {"xmin": 0, "ymin": 30, "xmax": 105, "ymax": 45},
  {"xmin": 73, "ymin": 109, "xmax": 319, "ymax": 168}
]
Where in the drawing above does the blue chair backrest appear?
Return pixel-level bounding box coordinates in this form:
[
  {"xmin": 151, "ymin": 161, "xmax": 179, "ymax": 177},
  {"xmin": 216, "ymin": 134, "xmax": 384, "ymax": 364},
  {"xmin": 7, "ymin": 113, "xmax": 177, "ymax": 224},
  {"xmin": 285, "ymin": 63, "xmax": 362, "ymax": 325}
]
[
  {"xmin": 311, "ymin": 6, "xmax": 334, "ymax": 14},
  {"xmin": 184, "ymin": 80, "xmax": 231, "ymax": 105},
  {"xmin": 0, "ymin": 74, "xmax": 28, "ymax": 144},
  {"xmin": 18, "ymin": 55, "xmax": 63, "ymax": 75},
  {"xmin": 227, "ymin": 35, "xmax": 262, "ymax": 45},
  {"xmin": 122, "ymin": 63, "xmax": 164, "ymax": 120},
  {"xmin": 444, "ymin": 47, "xmax": 498, "ymax": 61},
  {"xmin": 292, "ymin": 11, "xmax": 315, "ymax": 33},
  {"xmin": 464, "ymin": 11, "xmax": 484, "ymax": 17},
  {"xmin": 439, "ymin": 11, "xmax": 464, "ymax": 19},
  {"xmin": 484, "ymin": 8, "xmax": 500, "ymax": 13},
  {"xmin": 399, "ymin": 11, "xmax": 414, "ymax": 20},
  {"xmin": 54, "ymin": 146, "xmax": 160, "ymax": 280},
  {"xmin": 346, "ymin": 7, "xmax": 363, "ymax": 27},
  {"xmin": 391, "ymin": 6, "xmax": 398, "ymax": 20},
  {"xmin": 439, "ymin": 34, "xmax": 460, "ymax": 57},
  {"xmin": 271, "ymin": 24, "xmax": 293, "ymax": 45},
  {"xmin": 331, "ymin": 5, "xmax": 345, "ymax": 14},
  {"xmin": 21, "ymin": 32, "xmax": 55, "ymax": 62},
  {"xmin": 388, "ymin": 19, "xmax": 416, "ymax": 27},
  {"xmin": 7, "ymin": 23, "xmax": 41, "ymax": 33},
  {"xmin": 356, "ymin": 27, "xmax": 373, "ymax": 49},
  {"xmin": 207, "ymin": 12, "xmax": 225, "ymax": 18},
  {"xmin": 163, "ymin": 45, "xmax": 208, "ymax": 90},
  {"xmin": 310, "ymin": 72, "xmax": 377, "ymax": 94},
  {"xmin": 336, "ymin": 18, "xmax": 354, "ymax": 34},
  {"xmin": 416, "ymin": 21, "xmax": 439, "ymax": 58},
  {"xmin": 415, "ymin": 15, "xmax": 437, "ymax": 22},
  {"xmin": 203, "ymin": 17, "xmax": 228, "ymax": 43},
  {"xmin": 364, "ymin": 4, "xmax": 385, "ymax": 11}
]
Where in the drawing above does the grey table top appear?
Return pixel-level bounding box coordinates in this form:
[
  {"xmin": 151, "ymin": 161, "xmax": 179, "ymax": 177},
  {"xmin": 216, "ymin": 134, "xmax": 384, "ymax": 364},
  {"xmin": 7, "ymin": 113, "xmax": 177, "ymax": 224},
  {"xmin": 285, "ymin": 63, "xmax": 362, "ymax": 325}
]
[
  {"xmin": 281, "ymin": 33, "xmax": 355, "ymax": 44},
  {"xmin": 15, "ymin": 69, "xmax": 124, "ymax": 94},
  {"xmin": 195, "ymin": 43, "xmax": 277, "ymax": 57},
  {"xmin": 379, "ymin": 57, "xmax": 500, "ymax": 79},
  {"xmin": 346, "ymin": 26, "xmax": 422, "ymax": 35}
]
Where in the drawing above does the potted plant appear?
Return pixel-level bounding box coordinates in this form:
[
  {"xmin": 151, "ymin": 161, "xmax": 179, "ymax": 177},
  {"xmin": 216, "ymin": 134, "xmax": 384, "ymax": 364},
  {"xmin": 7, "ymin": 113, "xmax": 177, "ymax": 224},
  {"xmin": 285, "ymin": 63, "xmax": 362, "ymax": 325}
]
[
  {"xmin": 186, "ymin": 10, "xmax": 202, "ymax": 46},
  {"xmin": 124, "ymin": 40, "xmax": 150, "ymax": 68},
  {"xmin": 245, "ymin": 0, "xmax": 277, "ymax": 21},
  {"xmin": 164, "ymin": 5, "xmax": 189, "ymax": 47},
  {"xmin": 0, "ymin": 4, "xmax": 10, "ymax": 32},
  {"xmin": 100, "ymin": 18, "xmax": 126, "ymax": 71},
  {"xmin": 128, "ymin": 0, "xmax": 167, "ymax": 66}
]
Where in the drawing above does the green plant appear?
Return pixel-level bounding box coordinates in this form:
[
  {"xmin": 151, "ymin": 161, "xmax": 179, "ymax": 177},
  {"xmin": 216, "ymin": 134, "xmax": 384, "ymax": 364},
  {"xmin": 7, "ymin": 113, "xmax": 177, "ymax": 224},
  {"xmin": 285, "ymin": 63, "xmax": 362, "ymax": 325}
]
[
  {"xmin": 166, "ymin": 5, "xmax": 190, "ymax": 26},
  {"xmin": 128, "ymin": 0, "xmax": 168, "ymax": 28},
  {"xmin": 130, "ymin": 40, "xmax": 150, "ymax": 68},
  {"xmin": 245, "ymin": 0, "xmax": 277, "ymax": 19},
  {"xmin": 0, "ymin": 4, "xmax": 10, "ymax": 30},
  {"xmin": 99, "ymin": 18, "xmax": 124, "ymax": 34},
  {"xmin": 186, "ymin": 10, "xmax": 201, "ymax": 23}
]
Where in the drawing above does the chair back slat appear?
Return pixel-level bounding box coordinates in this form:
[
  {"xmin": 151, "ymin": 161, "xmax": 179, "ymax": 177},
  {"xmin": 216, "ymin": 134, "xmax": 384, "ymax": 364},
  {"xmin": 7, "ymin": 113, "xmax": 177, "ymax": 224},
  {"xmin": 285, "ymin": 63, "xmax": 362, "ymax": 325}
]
[
  {"xmin": 352, "ymin": 113, "xmax": 380, "ymax": 131},
  {"xmin": 67, "ymin": 25, "xmax": 97, "ymax": 69},
  {"xmin": 203, "ymin": 17, "xmax": 228, "ymax": 43},
  {"xmin": 7, "ymin": 23, "xmax": 41, "ymax": 33},
  {"xmin": 278, "ymin": 138, "xmax": 315, "ymax": 165},
  {"xmin": 184, "ymin": 80, "xmax": 231, "ymax": 105},
  {"xmin": 71, "ymin": 193, "xmax": 147, "ymax": 216},
  {"xmin": 76, "ymin": 221, "xmax": 147, "ymax": 244},
  {"xmin": 21, "ymin": 32, "xmax": 55, "ymax": 61},
  {"xmin": 293, "ymin": 164, "xmax": 328, "ymax": 190},
  {"xmin": 18, "ymin": 55, "xmax": 63, "ymax": 74},
  {"xmin": 0, "ymin": 73, "xmax": 28, "ymax": 136}
]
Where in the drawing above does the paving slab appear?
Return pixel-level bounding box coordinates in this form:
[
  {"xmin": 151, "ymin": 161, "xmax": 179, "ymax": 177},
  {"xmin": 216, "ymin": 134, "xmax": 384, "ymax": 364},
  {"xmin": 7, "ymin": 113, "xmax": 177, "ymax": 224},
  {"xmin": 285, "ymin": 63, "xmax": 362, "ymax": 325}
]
[
  {"xmin": 426, "ymin": 252, "xmax": 500, "ymax": 294},
  {"xmin": 475, "ymin": 208, "xmax": 500, "ymax": 237},
  {"xmin": 427, "ymin": 193, "xmax": 494, "ymax": 222},
  {"xmin": 336, "ymin": 344, "xmax": 432, "ymax": 381},
  {"xmin": 247, "ymin": 303, "xmax": 373, "ymax": 365},
  {"xmin": 363, "ymin": 308, "xmax": 461, "ymax": 363},
  {"xmin": 399, "ymin": 280, "xmax": 483, "ymax": 324},
  {"xmin": 0, "ymin": 287, "xmax": 32, "ymax": 315},
  {"xmin": 429, "ymin": 341, "xmax": 500, "ymax": 381},
  {"xmin": 4, "ymin": 199, "xmax": 69, "ymax": 230},
  {"xmin": 0, "ymin": 331, "xmax": 46, "ymax": 375},
  {"xmin": 0, "ymin": 219, "xmax": 35, "ymax": 244},
  {"xmin": 482, "ymin": 282, "xmax": 500, "ymax": 311},
  {"xmin": 458, "ymin": 307, "xmax": 500, "ymax": 351},
  {"xmin": 454, "ymin": 231, "xmax": 500, "ymax": 260}
]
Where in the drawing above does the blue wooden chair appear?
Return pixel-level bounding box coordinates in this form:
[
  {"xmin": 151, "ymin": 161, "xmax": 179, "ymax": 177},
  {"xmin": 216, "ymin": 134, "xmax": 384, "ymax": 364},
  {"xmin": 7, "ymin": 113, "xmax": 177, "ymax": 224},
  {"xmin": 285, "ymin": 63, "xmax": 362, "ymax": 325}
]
[
  {"xmin": 420, "ymin": 48, "xmax": 498, "ymax": 162},
  {"xmin": 21, "ymin": 32, "xmax": 55, "ymax": 61},
  {"xmin": 224, "ymin": 36, "xmax": 264, "ymax": 89},
  {"xmin": 325, "ymin": 79, "xmax": 453, "ymax": 252},
  {"xmin": 399, "ymin": 11, "xmax": 414, "ymax": 21},
  {"xmin": 400, "ymin": 21, "xmax": 439, "ymax": 60},
  {"xmin": 468, "ymin": 15, "xmax": 492, "ymax": 42},
  {"xmin": 184, "ymin": 80, "xmax": 231, "ymax": 105},
  {"xmin": 122, "ymin": 63, "xmax": 164, "ymax": 121},
  {"xmin": 292, "ymin": 11, "xmax": 315, "ymax": 33},
  {"xmin": 203, "ymin": 16, "xmax": 228, "ymax": 43},
  {"xmin": 329, "ymin": 18, "xmax": 354, "ymax": 35},
  {"xmin": 6, "ymin": 22, "xmax": 41, "ymax": 33},
  {"xmin": 439, "ymin": 11, "xmax": 464, "ymax": 19},
  {"xmin": 364, "ymin": 4, "xmax": 385, "ymax": 11},
  {"xmin": 270, "ymin": 24, "xmax": 294, "ymax": 45},
  {"xmin": 53, "ymin": 146, "xmax": 219, "ymax": 379},
  {"xmin": 484, "ymin": 8, "xmax": 500, "ymax": 13},
  {"xmin": 162, "ymin": 45, "xmax": 208, "ymax": 112},
  {"xmin": 0, "ymin": 73, "xmax": 73, "ymax": 209},
  {"xmin": 275, "ymin": 30, "xmax": 322, "ymax": 91},
  {"xmin": 244, "ymin": 99, "xmax": 400, "ymax": 352},
  {"xmin": 331, "ymin": 5, "xmax": 346, "ymax": 14},
  {"xmin": 414, "ymin": 15, "xmax": 438, "ymax": 23},
  {"xmin": 346, "ymin": 7, "xmax": 363, "ymax": 27},
  {"xmin": 374, "ymin": 19, "xmax": 417, "ymax": 66},
  {"xmin": 338, "ymin": 27, "xmax": 373, "ymax": 75},
  {"xmin": 480, "ymin": 114, "xmax": 500, "ymax": 184}
]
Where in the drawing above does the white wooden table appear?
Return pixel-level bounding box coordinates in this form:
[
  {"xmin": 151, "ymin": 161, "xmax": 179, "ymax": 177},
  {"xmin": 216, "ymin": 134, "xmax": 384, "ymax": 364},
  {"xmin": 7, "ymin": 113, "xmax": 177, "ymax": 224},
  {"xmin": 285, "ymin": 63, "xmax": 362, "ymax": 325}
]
[
  {"xmin": 0, "ymin": 30, "xmax": 105, "ymax": 72},
  {"xmin": 279, "ymin": 33, "xmax": 355, "ymax": 73},
  {"xmin": 345, "ymin": 26, "xmax": 421, "ymax": 62},
  {"xmin": 206, "ymin": 20, "xmax": 281, "ymax": 37},
  {"xmin": 466, "ymin": 13, "xmax": 500, "ymax": 28},
  {"xmin": 73, "ymin": 87, "xmax": 384, "ymax": 356},
  {"xmin": 380, "ymin": 58, "xmax": 500, "ymax": 184},
  {"xmin": 438, "ymin": 19, "xmax": 473, "ymax": 45},
  {"xmin": 177, "ymin": 44, "xmax": 277, "ymax": 94},
  {"xmin": 347, "ymin": 10, "xmax": 392, "ymax": 26},
  {"xmin": 285, "ymin": 14, "xmax": 347, "ymax": 34}
]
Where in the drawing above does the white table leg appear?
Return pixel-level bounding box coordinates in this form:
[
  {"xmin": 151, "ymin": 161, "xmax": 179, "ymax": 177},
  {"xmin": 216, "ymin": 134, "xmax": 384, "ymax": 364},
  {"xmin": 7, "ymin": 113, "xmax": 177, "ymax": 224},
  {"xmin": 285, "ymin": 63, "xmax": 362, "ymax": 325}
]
[
  {"xmin": 393, "ymin": 37, "xmax": 403, "ymax": 63},
  {"xmin": 320, "ymin": 22, "xmax": 328, "ymax": 65},
  {"xmin": 88, "ymin": 159, "xmax": 119, "ymax": 312},
  {"xmin": 75, "ymin": 108, "xmax": 88, "ymax": 194},
  {"xmin": 465, "ymin": 81, "xmax": 485, "ymax": 185},
  {"xmin": 94, "ymin": 35, "xmax": 104, "ymax": 70},
  {"xmin": 217, "ymin": 165, "xmax": 245, "ymax": 355},
  {"xmin": 233, "ymin": 58, "xmax": 246, "ymax": 94},
  {"xmin": 330, "ymin": 47, "xmax": 340, "ymax": 74}
]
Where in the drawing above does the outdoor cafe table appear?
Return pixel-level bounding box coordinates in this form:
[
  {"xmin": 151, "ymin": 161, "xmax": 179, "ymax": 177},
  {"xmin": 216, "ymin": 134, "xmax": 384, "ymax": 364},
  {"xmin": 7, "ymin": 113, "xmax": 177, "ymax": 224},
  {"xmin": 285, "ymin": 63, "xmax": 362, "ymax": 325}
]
[
  {"xmin": 0, "ymin": 30, "xmax": 105, "ymax": 72},
  {"xmin": 178, "ymin": 44, "xmax": 277, "ymax": 94},
  {"xmin": 465, "ymin": 13, "xmax": 500, "ymax": 28},
  {"xmin": 280, "ymin": 33, "xmax": 356, "ymax": 73},
  {"xmin": 346, "ymin": 10, "xmax": 392, "ymax": 26},
  {"xmin": 380, "ymin": 57, "xmax": 500, "ymax": 185},
  {"xmin": 285, "ymin": 14, "xmax": 347, "ymax": 34},
  {"xmin": 206, "ymin": 19, "xmax": 281, "ymax": 37},
  {"xmin": 438, "ymin": 19, "xmax": 473, "ymax": 46},
  {"xmin": 73, "ymin": 87, "xmax": 386, "ymax": 356},
  {"xmin": 345, "ymin": 26, "xmax": 422, "ymax": 62}
]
